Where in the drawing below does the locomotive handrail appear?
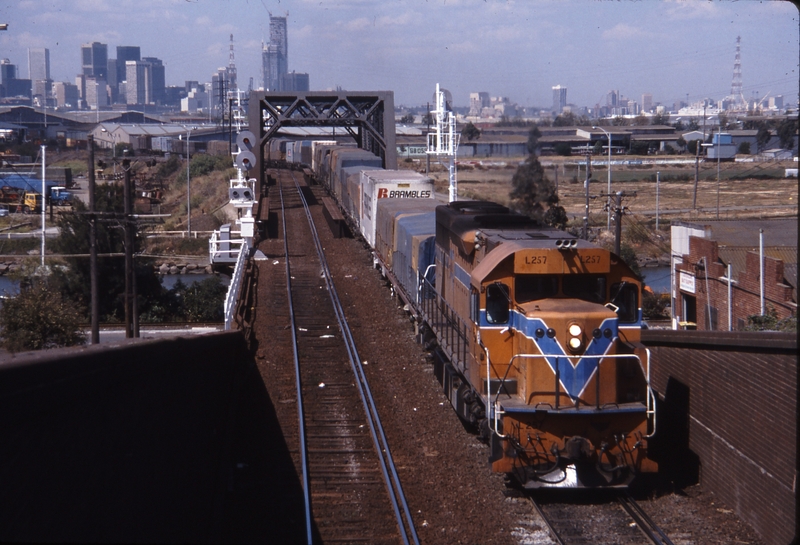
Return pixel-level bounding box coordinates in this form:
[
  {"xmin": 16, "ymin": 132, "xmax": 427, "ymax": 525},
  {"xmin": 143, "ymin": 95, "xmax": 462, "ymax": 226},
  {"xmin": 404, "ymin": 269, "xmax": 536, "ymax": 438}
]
[
  {"xmin": 417, "ymin": 264, "xmax": 436, "ymax": 305},
  {"xmin": 504, "ymin": 352, "xmax": 645, "ymax": 406}
]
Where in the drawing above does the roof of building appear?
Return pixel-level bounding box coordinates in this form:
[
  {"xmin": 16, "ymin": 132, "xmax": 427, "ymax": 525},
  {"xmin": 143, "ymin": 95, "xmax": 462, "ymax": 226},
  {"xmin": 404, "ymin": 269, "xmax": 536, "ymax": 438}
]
[
  {"xmin": 676, "ymin": 218, "xmax": 798, "ymax": 299},
  {"xmin": 675, "ymin": 218, "xmax": 798, "ymax": 248}
]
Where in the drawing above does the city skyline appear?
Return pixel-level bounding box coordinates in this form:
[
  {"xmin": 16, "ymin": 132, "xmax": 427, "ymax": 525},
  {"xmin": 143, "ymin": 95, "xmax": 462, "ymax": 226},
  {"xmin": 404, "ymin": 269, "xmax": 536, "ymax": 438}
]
[{"xmin": 0, "ymin": 0, "xmax": 797, "ymax": 110}]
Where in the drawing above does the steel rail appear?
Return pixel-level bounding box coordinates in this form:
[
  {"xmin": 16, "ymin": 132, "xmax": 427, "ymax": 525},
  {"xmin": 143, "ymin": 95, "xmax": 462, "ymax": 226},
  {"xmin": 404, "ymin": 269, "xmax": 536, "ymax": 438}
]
[
  {"xmin": 289, "ymin": 172, "xmax": 420, "ymax": 545},
  {"xmin": 527, "ymin": 496, "xmax": 567, "ymax": 545},
  {"xmin": 278, "ymin": 177, "xmax": 313, "ymax": 545},
  {"xmin": 617, "ymin": 494, "xmax": 676, "ymax": 545}
]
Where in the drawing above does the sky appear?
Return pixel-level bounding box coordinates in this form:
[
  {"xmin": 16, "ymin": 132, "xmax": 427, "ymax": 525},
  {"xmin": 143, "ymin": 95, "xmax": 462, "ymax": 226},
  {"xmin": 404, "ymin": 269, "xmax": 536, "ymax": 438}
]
[{"xmin": 0, "ymin": 0, "xmax": 797, "ymax": 110}]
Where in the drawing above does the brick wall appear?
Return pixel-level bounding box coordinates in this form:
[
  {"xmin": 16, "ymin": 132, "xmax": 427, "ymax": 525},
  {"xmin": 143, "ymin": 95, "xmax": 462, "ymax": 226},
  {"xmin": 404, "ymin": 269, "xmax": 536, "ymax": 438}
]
[
  {"xmin": 644, "ymin": 330, "xmax": 797, "ymax": 545},
  {"xmin": 675, "ymin": 236, "xmax": 795, "ymax": 331}
]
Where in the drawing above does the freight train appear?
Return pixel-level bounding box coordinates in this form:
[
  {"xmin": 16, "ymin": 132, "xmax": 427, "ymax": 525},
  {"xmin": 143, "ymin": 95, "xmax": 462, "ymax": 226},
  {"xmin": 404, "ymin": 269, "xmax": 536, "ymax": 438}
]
[{"xmin": 270, "ymin": 138, "xmax": 657, "ymax": 489}]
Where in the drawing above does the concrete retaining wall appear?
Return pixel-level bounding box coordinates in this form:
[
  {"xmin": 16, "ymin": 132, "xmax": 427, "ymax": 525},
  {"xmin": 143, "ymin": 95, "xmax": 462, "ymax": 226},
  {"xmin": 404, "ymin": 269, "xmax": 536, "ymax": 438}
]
[
  {"xmin": 644, "ymin": 330, "xmax": 797, "ymax": 545},
  {"xmin": 0, "ymin": 332, "xmax": 305, "ymax": 543}
]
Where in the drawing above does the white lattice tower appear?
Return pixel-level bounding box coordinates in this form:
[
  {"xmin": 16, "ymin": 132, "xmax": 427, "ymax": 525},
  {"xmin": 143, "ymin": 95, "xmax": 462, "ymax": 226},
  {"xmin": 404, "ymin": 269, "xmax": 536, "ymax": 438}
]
[
  {"xmin": 427, "ymin": 83, "xmax": 460, "ymax": 202},
  {"xmin": 731, "ymin": 36, "xmax": 744, "ymax": 109}
]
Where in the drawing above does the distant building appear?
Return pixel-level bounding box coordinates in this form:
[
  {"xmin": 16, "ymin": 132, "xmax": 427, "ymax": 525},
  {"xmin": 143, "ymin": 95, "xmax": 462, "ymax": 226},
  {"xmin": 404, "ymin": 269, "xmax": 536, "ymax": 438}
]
[
  {"xmin": 81, "ymin": 42, "xmax": 108, "ymax": 80},
  {"xmin": 280, "ymin": 71, "xmax": 309, "ymax": 92},
  {"xmin": 469, "ymin": 92, "xmax": 490, "ymax": 117},
  {"xmin": 671, "ymin": 219, "xmax": 797, "ymax": 331},
  {"xmin": 53, "ymin": 81, "xmax": 79, "ymax": 109},
  {"xmin": 262, "ymin": 14, "xmax": 289, "ymax": 90},
  {"xmin": 84, "ymin": 76, "xmax": 108, "ymax": 110},
  {"xmin": 113, "ymin": 46, "xmax": 140, "ymax": 104},
  {"xmin": 125, "ymin": 60, "xmax": 151, "ymax": 105},
  {"xmin": 142, "ymin": 57, "xmax": 165, "ymax": 104},
  {"xmin": 28, "ymin": 48, "xmax": 50, "ymax": 82},
  {"xmin": 641, "ymin": 93, "xmax": 653, "ymax": 113},
  {"xmin": 0, "ymin": 59, "xmax": 16, "ymax": 85},
  {"xmin": 210, "ymin": 67, "xmax": 229, "ymax": 114},
  {"xmin": 552, "ymin": 85, "xmax": 567, "ymax": 114}
]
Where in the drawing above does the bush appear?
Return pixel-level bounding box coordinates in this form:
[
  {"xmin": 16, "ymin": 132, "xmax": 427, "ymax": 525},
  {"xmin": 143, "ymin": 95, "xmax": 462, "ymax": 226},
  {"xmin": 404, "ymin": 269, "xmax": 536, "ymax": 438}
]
[
  {"xmin": 0, "ymin": 279, "xmax": 86, "ymax": 352},
  {"xmin": 743, "ymin": 307, "xmax": 796, "ymax": 332},
  {"xmin": 642, "ymin": 291, "xmax": 669, "ymax": 319}
]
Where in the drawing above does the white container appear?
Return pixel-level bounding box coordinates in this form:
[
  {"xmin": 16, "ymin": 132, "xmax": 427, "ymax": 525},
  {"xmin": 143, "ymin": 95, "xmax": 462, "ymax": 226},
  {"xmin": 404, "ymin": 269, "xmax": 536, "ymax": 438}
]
[{"xmin": 359, "ymin": 170, "xmax": 434, "ymax": 248}]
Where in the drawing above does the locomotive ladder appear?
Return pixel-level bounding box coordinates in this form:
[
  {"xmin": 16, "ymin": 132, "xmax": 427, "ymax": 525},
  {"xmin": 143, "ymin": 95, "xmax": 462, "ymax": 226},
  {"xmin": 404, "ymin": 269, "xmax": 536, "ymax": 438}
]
[{"xmin": 279, "ymin": 171, "xmax": 419, "ymax": 545}]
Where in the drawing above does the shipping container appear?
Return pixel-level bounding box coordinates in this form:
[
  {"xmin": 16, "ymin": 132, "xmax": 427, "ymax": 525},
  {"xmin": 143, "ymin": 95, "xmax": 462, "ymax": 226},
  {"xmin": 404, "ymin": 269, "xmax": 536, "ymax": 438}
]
[{"xmin": 359, "ymin": 170, "xmax": 434, "ymax": 248}]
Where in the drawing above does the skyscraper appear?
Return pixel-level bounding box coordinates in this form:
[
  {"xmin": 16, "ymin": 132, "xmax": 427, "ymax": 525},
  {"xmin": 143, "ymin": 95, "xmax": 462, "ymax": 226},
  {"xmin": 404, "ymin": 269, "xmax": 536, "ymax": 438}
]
[
  {"xmin": 81, "ymin": 42, "xmax": 108, "ymax": 79},
  {"xmin": 552, "ymin": 85, "xmax": 567, "ymax": 114},
  {"xmin": 142, "ymin": 57, "xmax": 165, "ymax": 104},
  {"xmin": 28, "ymin": 48, "xmax": 50, "ymax": 82},
  {"xmin": 262, "ymin": 14, "xmax": 288, "ymax": 91},
  {"xmin": 125, "ymin": 60, "xmax": 151, "ymax": 105},
  {"xmin": 641, "ymin": 93, "xmax": 653, "ymax": 113},
  {"xmin": 116, "ymin": 46, "xmax": 140, "ymax": 86}
]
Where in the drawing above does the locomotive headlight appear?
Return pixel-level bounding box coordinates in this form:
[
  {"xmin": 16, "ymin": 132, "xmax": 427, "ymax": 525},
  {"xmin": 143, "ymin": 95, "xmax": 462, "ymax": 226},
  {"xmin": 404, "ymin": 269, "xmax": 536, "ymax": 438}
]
[{"xmin": 567, "ymin": 323, "xmax": 583, "ymax": 352}]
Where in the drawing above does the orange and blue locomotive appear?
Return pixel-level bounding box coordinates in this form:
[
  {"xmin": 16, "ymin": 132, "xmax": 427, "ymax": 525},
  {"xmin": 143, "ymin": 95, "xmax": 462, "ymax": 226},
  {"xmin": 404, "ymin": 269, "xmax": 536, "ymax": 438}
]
[{"xmin": 419, "ymin": 201, "xmax": 657, "ymax": 488}]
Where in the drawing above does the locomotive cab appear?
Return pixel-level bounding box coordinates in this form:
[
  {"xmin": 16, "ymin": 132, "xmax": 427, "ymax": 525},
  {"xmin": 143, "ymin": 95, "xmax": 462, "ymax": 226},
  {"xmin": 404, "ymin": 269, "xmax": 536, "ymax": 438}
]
[{"xmin": 471, "ymin": 241, "xmax": 656, "ymax": 488}]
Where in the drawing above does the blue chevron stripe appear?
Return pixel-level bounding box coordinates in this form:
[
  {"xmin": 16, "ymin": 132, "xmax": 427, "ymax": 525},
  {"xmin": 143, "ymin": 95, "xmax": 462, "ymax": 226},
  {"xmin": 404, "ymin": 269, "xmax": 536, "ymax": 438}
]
[{"xmin": 480, "ymin": 309, "xmax": 617, "ymax": 400}]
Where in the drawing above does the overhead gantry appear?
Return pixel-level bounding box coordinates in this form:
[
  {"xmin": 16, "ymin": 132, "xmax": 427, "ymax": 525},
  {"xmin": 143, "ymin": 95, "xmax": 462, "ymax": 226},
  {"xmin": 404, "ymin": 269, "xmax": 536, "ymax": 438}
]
[{"xmin": 247, "ymin": 90, "xmax": 397, "ymax": 188}]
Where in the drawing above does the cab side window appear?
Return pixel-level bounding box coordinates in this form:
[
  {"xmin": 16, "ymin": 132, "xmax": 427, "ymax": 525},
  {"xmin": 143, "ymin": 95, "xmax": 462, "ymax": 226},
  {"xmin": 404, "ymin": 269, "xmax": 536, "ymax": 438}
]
[
  {"xmin": 486, "ymin": 283, "xmax": 510, "ymax": 324},
  {"xmin": 610, "ymin": 282, "xmax": 639, "ymax": 323}
]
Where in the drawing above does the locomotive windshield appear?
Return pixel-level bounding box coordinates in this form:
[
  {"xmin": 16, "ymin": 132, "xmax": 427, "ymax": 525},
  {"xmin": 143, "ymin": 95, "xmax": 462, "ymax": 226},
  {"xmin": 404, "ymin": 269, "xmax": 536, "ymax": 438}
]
[
  {"xmin": 563, "ymin": 274, "xmax": 607, "ymax": 304},
  {"xmin": 515, "ymin": 274, "xmax": 558, "ymax": 303},
  {"xmin": 515, "ymin": 274, "xmax": 607, "ymax": 305}
]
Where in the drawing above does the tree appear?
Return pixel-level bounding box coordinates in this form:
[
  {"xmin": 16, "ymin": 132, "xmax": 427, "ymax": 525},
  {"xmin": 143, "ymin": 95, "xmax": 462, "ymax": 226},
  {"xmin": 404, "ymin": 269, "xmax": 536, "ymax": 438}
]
[
  {"xmin": 552, "ymin": 112, "xmax": 577, "ymax": 127},
  {"xmin": 0, "ymin": 278, "xmax": 86, "ymax": 352},
  {"xmin": 687, "ymin": 118, "xmax": 700, "ymax": 131},
  {"xmin": 738, "ymin": 141, "xmax": 751, "ymax": 155},
  {"xmin": 777, "ymin": 118, "xmax": 798, "ymax": 149},
  {"xmin": 717, "ymin": 112, "xmax": 729, "ymax": 131},
  {"xmin": 554, "ymin": 142, "xmax": 572, "ymax": 156},
  {"xmin": 172, "ymin": 277, "xmax": 227, "ymax": 322},
  {"xmin": 651, "ymin": 112, "xmax": 670, "ymax": 126},
  {"xmin": 687, "ymin": 139, "xmax": 701, "ymax": 155},
  {"xmin": 461, "ymin": 122, "xmax": 481, "ymax": 141},
  {"xmin": 509, "ymin": 125, "xmax": 565, "ymax": 227},
  {"xmin": 51, "ymin": 182, "xmax": 164, "ymax": 323},
  {"xmin": 676, "ymin": 135, "xmax": 687, "ymax": 152},
  {"xmin": 399, "ymin": 113, "xmax": 415, "ymax": 124},
  {"xmin": 612, "ymin": 116, "xmax": 629, "ymax": 127},
  {"xmin": 756, "ymin": 126, "xmax": 772, "ymax": 153},
  {"xmin": 634, "ymin": 114, "xmax": 649, "ymax": 126},
  {"xmin": 526, "ymin": 125, "xmax": 542, "ymax": 155},
  {"xmin": 618, "ymin": 244, "xmax": 641, "ymax": 279}
]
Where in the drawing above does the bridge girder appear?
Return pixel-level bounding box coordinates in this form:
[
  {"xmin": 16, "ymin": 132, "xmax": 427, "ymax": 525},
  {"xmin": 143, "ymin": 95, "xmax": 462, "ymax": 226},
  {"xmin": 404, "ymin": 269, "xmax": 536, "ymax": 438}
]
[{"xmin": 248, "ymin": 90, "xmax": 396, "ymax": 188}]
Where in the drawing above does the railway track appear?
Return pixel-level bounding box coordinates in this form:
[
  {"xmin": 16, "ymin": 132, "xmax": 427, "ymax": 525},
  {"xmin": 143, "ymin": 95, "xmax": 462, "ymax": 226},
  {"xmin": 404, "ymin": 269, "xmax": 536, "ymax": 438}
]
[
  {"xmin": 529, "ymin": 493, "xmax": 675, "ymax": 545},
  {"xmin": 266, "ymin": 169, "xmax": 418, "ymax": 544}
]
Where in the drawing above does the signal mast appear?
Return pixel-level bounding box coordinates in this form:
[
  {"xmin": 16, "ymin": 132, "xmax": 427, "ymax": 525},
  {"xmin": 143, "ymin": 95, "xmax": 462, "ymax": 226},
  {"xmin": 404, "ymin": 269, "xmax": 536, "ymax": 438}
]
[{"xmin": 426, "ymin": 83, "xmax": 460, "ymax": 202}]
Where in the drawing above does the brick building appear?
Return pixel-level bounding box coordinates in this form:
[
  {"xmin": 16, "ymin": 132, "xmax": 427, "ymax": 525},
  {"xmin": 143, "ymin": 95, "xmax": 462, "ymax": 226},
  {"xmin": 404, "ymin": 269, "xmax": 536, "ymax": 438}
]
[{"xmin": 670, "ymin": 219, "xmax": 797, "ymax": 330}]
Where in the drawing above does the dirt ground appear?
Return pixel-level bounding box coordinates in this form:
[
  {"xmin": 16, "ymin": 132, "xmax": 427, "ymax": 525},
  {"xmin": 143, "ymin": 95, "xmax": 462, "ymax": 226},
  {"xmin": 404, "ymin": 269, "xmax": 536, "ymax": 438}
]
[{"xmin": 420, "ymin": 157, "xmax": 798, "ymax": 225}]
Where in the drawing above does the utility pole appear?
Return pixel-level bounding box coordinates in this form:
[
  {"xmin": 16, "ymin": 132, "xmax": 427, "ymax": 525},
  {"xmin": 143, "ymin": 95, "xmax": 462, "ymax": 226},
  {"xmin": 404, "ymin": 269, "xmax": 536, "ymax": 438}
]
[
  {"xmin": 612, "ymin": 191, "xmax": 635, "ymax": 256},
  {"xmin": 88, "ymin": 135, "xmax": 99, "ymax": 344},
  {"xmin": 583, "ymin": 152, "xmax": 591, "ymax": 240},
  {"xmin": 123, "ymin": 163, "xmax": 133, "ymax": 338},
  {"xmin": 693, "ymin": 141, "xmax": 699, "ymax": 209}
]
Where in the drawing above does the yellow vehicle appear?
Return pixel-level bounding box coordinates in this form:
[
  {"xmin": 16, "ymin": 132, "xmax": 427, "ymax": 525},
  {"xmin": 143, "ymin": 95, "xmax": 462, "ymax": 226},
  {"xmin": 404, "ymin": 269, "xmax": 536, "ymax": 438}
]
[{"xmin": 22, "ymin": 192, "xmax": 42, "ymax": 214}]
